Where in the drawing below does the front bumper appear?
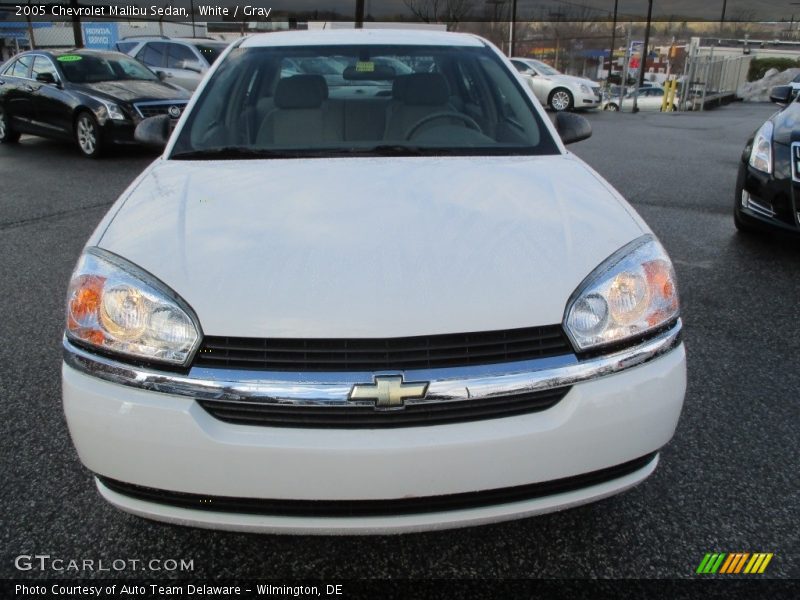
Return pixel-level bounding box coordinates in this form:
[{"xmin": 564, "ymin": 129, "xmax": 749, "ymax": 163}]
[
  {"xmin": 62, "ymin": 323, "xmax": 686, "ymax": 534},
  {"xmin": 575, "ymin": 88, "xmax": 602, "ymax": 109},
  {"xmin": 738, "ymin": 154, "xmax": 800, "ymax": 236}
]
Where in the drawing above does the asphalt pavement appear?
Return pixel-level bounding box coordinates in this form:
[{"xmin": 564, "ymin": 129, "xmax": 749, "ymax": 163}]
[{"xmin": 1, "ymin": 103, "xmax": 797, "ymax": 581}]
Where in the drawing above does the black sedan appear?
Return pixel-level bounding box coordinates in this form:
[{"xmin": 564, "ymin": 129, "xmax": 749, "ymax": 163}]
[
  {"xmin": 735, "ymin": 85, "xmax": 800, "ymax": 236},
  {"xmin": 0, "ymin": 49, "xmax": 190, "ymax": 157}
]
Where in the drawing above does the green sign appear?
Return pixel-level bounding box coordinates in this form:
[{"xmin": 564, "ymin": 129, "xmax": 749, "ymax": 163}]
[{"xmin": 57, "ymin": 55, "xmax": 83, "ymax": 62}]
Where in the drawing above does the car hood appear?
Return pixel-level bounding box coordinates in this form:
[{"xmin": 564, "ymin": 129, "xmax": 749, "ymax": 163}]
[
  {"xmin": 74, "ymin": 80, "xmax": 189, "ymax": 103},
  {"xmin": 98, "ymin": 155, "xmax": 645, "ymax": 338},
  {"xmin": 534, "ymin": 74, "xmax": 596, "ymax": 89}
]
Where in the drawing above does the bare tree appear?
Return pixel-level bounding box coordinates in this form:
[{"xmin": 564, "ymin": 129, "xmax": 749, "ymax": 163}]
[{"xmin": 403, "ymin": 0, "xmax": 474, "ymax": 29}]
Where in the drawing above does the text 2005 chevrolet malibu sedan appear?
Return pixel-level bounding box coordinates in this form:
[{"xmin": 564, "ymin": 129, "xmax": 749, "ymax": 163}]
[{"xmin": 62, "ymin": 30, "xmax": 686, "ymax": 534}]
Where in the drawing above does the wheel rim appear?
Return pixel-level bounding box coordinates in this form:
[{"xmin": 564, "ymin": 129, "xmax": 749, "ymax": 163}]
[
  {"xmin": 77, "ymin": 115, "xmax": 96, "ymax": 154},
  {"xmin": 552, "ymin": 91, "xmax": 570, "ymax": 111},
  {"xmin": 608, "ymin": 104, "xmax": 618, "ymax": 111},
  {"xmin": 0, "ymin": 109, "xmax": 6, "ymax": 139}
]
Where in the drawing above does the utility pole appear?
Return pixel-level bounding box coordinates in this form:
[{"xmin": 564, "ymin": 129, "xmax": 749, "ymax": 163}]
[
  {"xmin": 190, "ymin": 0, "xmax": 196, "ymax": 37},
  {"xmin": 720, "ymin": 0, "xmax": 727, "ymax": 34},
  {"xmin": 508, "ymin": 0, "xmax": 517, "ymax": 57},
  {"xmin": 355, "ymin": 0, "xmax": 365, "ymax": 28},
  {"xmin": 608, "ymin": 0, "xmax": 619, "ymax": 78},
  {"xmin": 70, "ymin": 0, "xmax": 83, "ymax": 48},
  {"xmin": 633, "ymin": 0, "xmax": 654, "ymax": 113}
]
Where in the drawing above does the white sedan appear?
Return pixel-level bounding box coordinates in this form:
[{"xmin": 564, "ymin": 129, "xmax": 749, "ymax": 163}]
[
  {"xmin": 603, "ymin": 86, "xmax": 677, "ymax": 112},
  {"xmin": 511, "ymin": 57, "xmax": 602, "ymax": 111},
  {"xmin": 62, "ymin": 29, "xmax": 686, "ymax": 534}
]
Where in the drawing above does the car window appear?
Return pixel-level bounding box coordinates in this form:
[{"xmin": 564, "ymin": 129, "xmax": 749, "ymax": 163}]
[
  {"xmin": 511, "ymin": 61, "xmax": 529, "ymax": 73},
  {"xmin": 168, "ymin": 43, "xmax": 197, "ymax": 69},
  {"xmin": 115, "ymin": 41, "xmax": 138, "ymax": 54},
  {"xmin": 172, "ymin": 44, "xmax": 558, "ymax": 158},
  {"xmin": 195, "ymin": 44, "xmax": 227, "ymax": 65},
  {"xmin": 32, "ymin": 56, "xmax": 58, "ymax": 80},
  {"xmin": 58, "ymin": 53, "xmax": 158, "ymax": 83},
  {"xmin": 137, "ymin": 42, "xmax": 168, "ymax": 68},
  {"xmin": 10, "ymin": 56, "xmax": 33, "ymax": 78},
  {"xmin": 793, "ymin": 73, "xmax": 800, "ymax": 83}
]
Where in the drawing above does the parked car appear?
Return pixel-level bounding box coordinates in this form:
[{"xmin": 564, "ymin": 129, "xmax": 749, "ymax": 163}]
[
  {"xmin": 0, "ymin": 49, "xmax": 190, "ymax": 157},
  {"xmin": 734, "ymin": 85, "xmax": 800, "ymax": 236},
  {"xmin": 603, "ymin": 86, "xmax": 677, "ymax": 112},
  {"xmin": 62, "ymin": 30, "xmax": 686, "ymax": 534},
  {"xmin": 510, "ymin": 57, "xmax": 601, "ymax": 111},
  {"xmin": 117, "ymin": 37, "xmax": 228, "ymax": 91}
]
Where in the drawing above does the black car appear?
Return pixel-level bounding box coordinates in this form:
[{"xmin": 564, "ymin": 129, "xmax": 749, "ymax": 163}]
[
  {"xmin": 0, "ymin": 49, "xmax": 190, "ymax": 157},
  {"xmin": 735, "ymin": 85, "xmax": 800, "ymax": 236}
]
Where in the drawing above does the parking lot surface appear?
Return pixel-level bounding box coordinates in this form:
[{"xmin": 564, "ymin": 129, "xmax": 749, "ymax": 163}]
[{"xmin": 1, "ymin": 103, "xmax": 797, "ymax": 579}]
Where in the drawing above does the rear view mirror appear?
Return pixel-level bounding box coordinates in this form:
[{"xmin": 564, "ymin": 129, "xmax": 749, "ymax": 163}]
[
  {"xmin": 134, "ymin": 115, "xmax": 171, "ymax": 149},
  {"xmin": 343, "ymin": 65, "xmax": 396, "ymax": 81},
  {"xmin": 555, "ymin": 112, "xmax": 592, "ymax": 145},
  {"xmin": 769, "ymin": 85, "xmax": 793, "ymax": 105}
]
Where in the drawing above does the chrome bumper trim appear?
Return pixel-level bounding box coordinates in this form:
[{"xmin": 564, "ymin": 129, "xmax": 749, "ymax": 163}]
[{"xmin": 63, "ymin": 320, "xmax": 682, "ymax": 407}]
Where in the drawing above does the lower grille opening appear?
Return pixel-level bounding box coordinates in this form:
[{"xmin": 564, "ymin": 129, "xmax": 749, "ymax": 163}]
[
  {"xmin": 197, "ymin": 387, "xmax": 571, "ymax": 429},
  {"xmin": 98, "ymin": 452, "xmax": 657, "ymax": 518}
]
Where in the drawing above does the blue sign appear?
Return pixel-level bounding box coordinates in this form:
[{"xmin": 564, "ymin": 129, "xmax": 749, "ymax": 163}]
[{"xmin": 81, "ymin": 22, "xmax": 119, "ymax": 50}]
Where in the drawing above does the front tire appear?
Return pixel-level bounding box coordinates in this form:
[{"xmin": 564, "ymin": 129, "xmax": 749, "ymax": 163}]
[
  {"xmin": 75, "ymin": 111, "xmax": 104, "ymax": 158},
  {"xmin": 0, "ymin": 106, "xmax": 21, "ymax": 144},
  {"xmin": 548, "ymin": 88, "xmax": 574, "ymax": 112},
  {"xmin": 604, "ymin": 103, "xmax": 619, "ymax": 112}
]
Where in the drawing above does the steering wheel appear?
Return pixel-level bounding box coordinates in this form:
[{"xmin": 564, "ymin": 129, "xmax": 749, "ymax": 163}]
[{"xmin": 404, "ymin": 112, "xmax": 483, "ymax": 140}]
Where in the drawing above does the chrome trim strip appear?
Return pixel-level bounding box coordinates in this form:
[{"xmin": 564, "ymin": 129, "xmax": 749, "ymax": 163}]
[
  {"xmin": 63, "ymin": 320, "xmax": 682, "ymax": 407},
  {"xmin": 132, "ymin": 100, "xmax": 188, "ymax": 119},
  {"xmin": 792, "ymin": 142, "xmax": 800, "ymax": 184}
]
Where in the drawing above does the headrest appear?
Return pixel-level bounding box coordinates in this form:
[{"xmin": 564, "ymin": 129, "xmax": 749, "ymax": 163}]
[
  {"xmin": 403, "ymin": 73, "xmax": 450, "ymax": 106},
  {"xmin": 275, "ymin": 75, "xmax": 328, "ymax": 109},
  {"xmin": 392, "ymin": 74, "xmax": 412, "ymax": 100}
]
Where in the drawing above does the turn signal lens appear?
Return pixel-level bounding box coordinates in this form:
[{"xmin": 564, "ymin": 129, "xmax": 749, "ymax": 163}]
[
  {"xmin": 564, "ymin": 236, "xmax": 680, "ymax": 351},
  {"xmin": 65, "ymin": 248, "xmax": 200, "ymax": 365}
]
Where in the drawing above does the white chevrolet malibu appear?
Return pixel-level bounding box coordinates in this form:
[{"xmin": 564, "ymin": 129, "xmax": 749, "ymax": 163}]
[{"xmin": 62, "ymin": 30, "xmax": 686, "ymax": 534}]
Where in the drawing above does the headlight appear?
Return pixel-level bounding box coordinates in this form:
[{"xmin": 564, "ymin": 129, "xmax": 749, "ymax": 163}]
[
  {"xmin": 749, "ymin": 121, "xmax": 773, "ymax": 174},
  {"xmin": 66, "ymin": 248, "xmax": 201, "ymax": 366},
  {"xmin": 580, "ymin": 84, "xmax": 591, "ymax": 94},
  {"xmin": 564, "ymin": 235, "xmax": 679, "ymax": 352},
  {"xmin": 90, "ymin": 96, "xmax": 127, "ymax": 121}
]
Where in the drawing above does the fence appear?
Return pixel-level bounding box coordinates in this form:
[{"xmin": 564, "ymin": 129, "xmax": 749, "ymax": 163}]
[{"xmin": 680, "ymin": 49, "xmax": 752, "ymax": 110}]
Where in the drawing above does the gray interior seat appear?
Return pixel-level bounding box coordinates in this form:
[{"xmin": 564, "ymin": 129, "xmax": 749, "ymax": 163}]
[
  {"xmin": 383, "ymin": 73, "xmax": 458, "ymax": 140},
  {"xmin": 257, "ymin": 75, "xmax": 342, "ymax": 145}
]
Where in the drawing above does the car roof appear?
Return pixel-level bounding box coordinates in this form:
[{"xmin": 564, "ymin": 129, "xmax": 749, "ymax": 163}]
[{"xmin": 240, "ymin": 29, "xmax": 485, "ymax": 49}]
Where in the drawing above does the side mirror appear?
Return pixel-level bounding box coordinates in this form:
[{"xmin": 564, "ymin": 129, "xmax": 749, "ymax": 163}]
[
  {"xmin": 555, "ymin": 112, "xmax": 592, "ymax": 145},
  {"xmin": 36, "ymin": 72, "xmax": 58, "ymax": 86},
  {"xmin": 769, "ymin": 85, "xmax": 793, "ymax": 106},
  {"xmin": 155, "ymin": 71, "xmax": 167, "ymax": 81},
  {"xmin": 134, "ymin": 115, "xmax": 171, "ymax": 149}
]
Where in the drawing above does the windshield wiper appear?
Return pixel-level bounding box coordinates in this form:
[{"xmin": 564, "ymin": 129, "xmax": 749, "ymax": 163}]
[{"xmin": 170, "ymin": 147, "xmax": 305, "ymax": 160}]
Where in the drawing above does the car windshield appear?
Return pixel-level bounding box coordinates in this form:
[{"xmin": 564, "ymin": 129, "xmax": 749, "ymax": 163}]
[
  {"xmin": 171, "ymin": 44, "xmax": 557, "ymax": 159},
  {"xmin": 196, "ymin": 43, "xmax": 227, "ymax": 65},
  {"xmin": 531, "ymin": 60, "xmax": 560, "ymax": 76},
  {"xmin": 58, "ymin": 54, "xmax": 158, "ymax": 83}
]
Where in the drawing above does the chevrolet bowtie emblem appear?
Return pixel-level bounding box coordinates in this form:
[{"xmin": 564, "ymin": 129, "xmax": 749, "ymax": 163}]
[{"xmin": 349, "ymin": 376, "xmax": 429, "ymax": 409}]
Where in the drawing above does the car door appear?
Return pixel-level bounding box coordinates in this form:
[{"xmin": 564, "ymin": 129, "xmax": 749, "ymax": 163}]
[
  {"xmin": 1, "ymin": 56, "xmax": 37, "ymax": 129},
  {"xmin": 31, "ymin": 55, "xmax": 72, "ymax": 137},
  {"xmin": 165, "ymin": 43, "xmax": 203, "ymax": 91},
  {"xmin": 135, "ymin": 41, "xmax": 169, "ymax": 77},
  {"xmin": 643, "ymin": 88, "xmax": 665, "ymax": 111},
  {"xmin": 512, "ymin": 60, "xmax": 548, "ymax": 104}
]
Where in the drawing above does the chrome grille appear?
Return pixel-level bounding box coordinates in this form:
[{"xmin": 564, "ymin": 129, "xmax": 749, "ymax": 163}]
[
  {"xmin": 194, "ymin": 325, "xmax": 573, "ymax": 372},
  {"xmin": 133, "ymin": 101, "xmax": 187, "ymax": 119}
]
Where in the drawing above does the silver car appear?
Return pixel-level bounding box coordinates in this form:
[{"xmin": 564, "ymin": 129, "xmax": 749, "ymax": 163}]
[
  {"xmin": 511, "ymin": 58, "xmax": 601, "ymax": 112},
  {"xmin": 116, "ymin": 37, "xmax": 228, "ymax": 91}
]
